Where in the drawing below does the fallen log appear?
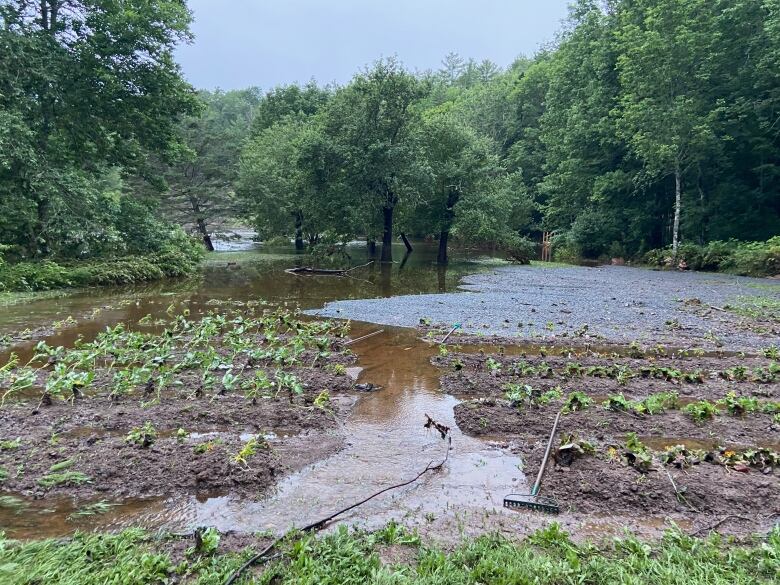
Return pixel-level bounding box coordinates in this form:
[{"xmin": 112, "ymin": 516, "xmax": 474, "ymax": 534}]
[{"xmin": 285, "ymin": 260, "xmax": 374, "ymax": 276}]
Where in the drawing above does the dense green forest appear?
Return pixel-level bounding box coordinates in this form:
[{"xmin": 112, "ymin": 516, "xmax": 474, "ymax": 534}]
[{"xmin": 1, "ymin": 0, "xmax": 779, "ymax": 291}]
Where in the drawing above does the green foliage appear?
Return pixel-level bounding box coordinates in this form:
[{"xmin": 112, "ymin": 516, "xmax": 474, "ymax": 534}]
[
  {"xmin": 0, "ymin": 232, "xmax": 203, "ymax": 292},
  {"xmin": 37, "ymin": 471, "xmax": 91, "ymax": 489},
  {"xmin": 717, "ymin": 391, "xmax": 758, "ymax": 416},
  {"xmin": 684, "ymin": 400, "xmax": 719, "ymax": 423},
  {"xmin": 125, "ymin": 422, "xmax": 157, "ymax": 449},
  {"xmin": 563, "ymin": 391, "xmax": 592, "ymax": 413},
  {"xmin": 644, "ymin": 237, "xmax": 780, "ymax": 277}
]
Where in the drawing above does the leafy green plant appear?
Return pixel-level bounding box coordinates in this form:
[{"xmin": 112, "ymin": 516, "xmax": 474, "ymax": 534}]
[
  {"xmin": 717, "ymin": 391, "xmax": 758, "ymax": 416},
  {"xmin": 0, "ymin": 438, "xmax": 21, "ymax": 451},
  {"xmin": 633, "ymin": 391, "xmax": 679, "ymax": 415},
  {"xmin": 233, "ymin": 437, "xmax": 265, "ymax": 467},
  {"xmin": 485, "ymin": 357, "xmax": 502, "ymax": 375},
  {"xmin": 623, "ymin": 433, "xmax": 653, "ymax": 472},
  {"xmin": 602, "ymin": 393, "xmax": 631, "ymax": 412},
  {"xmin": 563, "ymin": 391, "xmax": 592, "ymax": 413},
  {"xmin": 313, "ymin": 390, "xmax": 331, "ymax": 409},
  {"xmin": 37, "ymin": 471, "xmax": 91, "ymax": 488},
  {"xmin": 684, "ymin": 400, "xmax": 719, "ymax": 423},
  {"xmin": 242, "ymin": 370, "xmax": 273, "ymax": 404},
  {"xmin": 125, "ymin": 421, "xmax": 157, "ymax": 448}
]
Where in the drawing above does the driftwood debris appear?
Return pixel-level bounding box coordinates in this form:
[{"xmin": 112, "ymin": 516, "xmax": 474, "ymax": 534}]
[{"xmin": 285, "ymin": 260, "xmax": 374, "ymax": 276}]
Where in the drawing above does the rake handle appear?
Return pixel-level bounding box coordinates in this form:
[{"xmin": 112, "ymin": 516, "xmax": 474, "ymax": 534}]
[{"xmin": 531, "ymin": 411, "xmax": 562, "ymax": 496}]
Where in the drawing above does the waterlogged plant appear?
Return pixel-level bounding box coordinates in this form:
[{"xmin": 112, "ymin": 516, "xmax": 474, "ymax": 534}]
[
  {"xmin": 623, "ymin": 433, "xmax": 653, "ymax": 472},
  {"xmin": 717, "ymin": 391, "xmax": 758, "ymax": 416},
  {"xmin": 43, "ymin": 363, "xmax": 94, "ymax": 404},
  {"xmin": 233, "ymin": 437, "xmax": 265, "ymax": 468},
  {"xmin": 452, "ymin": 357, "xmax": 464, "ymax": 371},
  {"xmin": 554, "ymin": 433, "xmax": 595, "ymax": 466},
  {"xmin": 313, "ymin": 390, "xmax": 331, "ymax": 409},
  {"xmin": 720, "ymin": 366, "xmax": 748, "ymax": 382},
  {"xmin": 563, "ymin": 391, "xmax": 592, "ymax": 413},
  {"xmin": 684, "ymin": 400, "xmax": 719, "ymax": 423},
  {"xmin": 125, "ymin": 422, "xmax": 157, "ymax": 448},
  {"xmin": 538, "ymin": 387, "xmax": 563, "ymax": 405},
  {"xmin": 242, "ymin": 370, "xmax": 273, "ymax": 404},
  {"xmin": 485, "ymin": 357, "xmax": 502, "ymax": 375}
]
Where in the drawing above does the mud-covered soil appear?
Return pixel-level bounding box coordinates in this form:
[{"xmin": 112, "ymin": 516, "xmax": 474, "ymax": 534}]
[
  {"xmin": 439, "ymin": 346, "xmax": 780, "ymax": 533},
  {"xmin": 434, "ymin": 351, "xmax": 780, "ymax": 402},
  {"xmin": 0, "ymin": 320, "xmax": 361, "ymax": 502}
]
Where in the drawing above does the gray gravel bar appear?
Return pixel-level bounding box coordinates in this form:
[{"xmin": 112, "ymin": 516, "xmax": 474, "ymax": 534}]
[{"xmin": 307, "ymin": 265, "xmax": 779, "ymax": 349}]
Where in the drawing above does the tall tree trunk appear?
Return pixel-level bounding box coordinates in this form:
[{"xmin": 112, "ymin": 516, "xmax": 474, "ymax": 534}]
[
  {"xmin": 294, "ymin": 210, "xmax": 304, "ymax": 250},
  {"xmin": 367, "ymin": 238, "xmax": 376, "ymax": 255},
  {"xmin": 196, "ymin": 218, "xmax": 214, "ymax": 251},
  {"xmin": 400, "ymin": 232, "xmax": 413, "ymax": 253},
  {"xmin": 437, "ymin": 190, "xmax": 459, "ymax": 265},
  {"xmin": 437, "ymin": 230, "xmax": 449, "ymax": 265},
  {"xmin": 672, "ymin": 163, "xmax": 682, "ymax": 257},
  {"xmin": 381, "ymin": 206, "xmax": 393, "ymax": 262}
]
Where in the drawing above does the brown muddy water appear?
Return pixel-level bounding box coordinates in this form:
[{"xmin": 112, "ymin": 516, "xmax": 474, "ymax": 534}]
[{"xmin": 0, "ymin": 243, "xmax": 529, "ymax": 539}]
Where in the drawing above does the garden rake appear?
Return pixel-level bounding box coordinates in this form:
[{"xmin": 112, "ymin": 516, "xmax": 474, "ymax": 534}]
[{"xmin": 503, "ymin": 411, "xmax": 562, "ymax": 514}]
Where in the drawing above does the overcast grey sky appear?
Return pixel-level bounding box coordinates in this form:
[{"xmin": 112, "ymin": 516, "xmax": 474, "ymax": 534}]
[{"xmin": 175, "ymin": 1, "xmax": 571, "ymax": 90}]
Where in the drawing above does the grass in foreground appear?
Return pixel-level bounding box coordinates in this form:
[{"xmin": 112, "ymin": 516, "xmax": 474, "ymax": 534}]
[{"xmin": 0, "ymin": 522, "xmax": 778, "ymax": 585}]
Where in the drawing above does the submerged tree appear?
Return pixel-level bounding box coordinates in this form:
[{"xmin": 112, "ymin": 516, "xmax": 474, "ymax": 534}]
[{"xmin": 324, "ymin": 58, "xmax": 432, "ymax": 261}]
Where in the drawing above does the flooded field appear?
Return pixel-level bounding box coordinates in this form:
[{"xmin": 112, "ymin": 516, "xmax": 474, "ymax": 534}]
[{"xmin": 1, "ymin": 242, "xmax": 778, "ymax": 543}]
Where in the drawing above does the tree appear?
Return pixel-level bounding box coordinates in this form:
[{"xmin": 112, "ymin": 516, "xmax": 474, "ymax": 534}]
[
  {"xmin": 419, "ymin": 112, "xmax": 500, "ymax": 263},
  {"xmin": 162, "ymin": 88, "xmax": 261, "ymax": 250},
  {"xmin": 0, "ymin": 0, "xmax": 199, "ymax": 257},
  {"xmin": 323, "ymin": 58, "xmax": 431, "ymax": 262},
  {"xmin": 614, "ymin": 0, "xmax": 720, "ymax": 256}
]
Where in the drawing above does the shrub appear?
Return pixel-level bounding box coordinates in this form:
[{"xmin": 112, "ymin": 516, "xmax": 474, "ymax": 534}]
[
  {"xmin": 503, "ymin": 235, "xmax": 537, "ymax": 264},
  {"xmin": 642, "ymin": 237, "xmax": 780, "ymax": 277},
  {"xmin": 0, "ymin": 232, "xmax": 203, "ymax": 292}
]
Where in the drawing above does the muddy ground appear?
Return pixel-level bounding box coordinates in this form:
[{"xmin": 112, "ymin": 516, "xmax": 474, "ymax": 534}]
[
  {"xmin": 0, "ymin": 337, "xmax": 360, "ymax": 503},
  {"xmin": 437, "ymin": 347, "xmax": 780, "ymax": 535}
]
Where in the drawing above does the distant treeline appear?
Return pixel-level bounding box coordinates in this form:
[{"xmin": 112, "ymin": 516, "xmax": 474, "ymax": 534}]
[{"xmin": 1, "ymin": 0, "xmax": 779, "ymax": 287}]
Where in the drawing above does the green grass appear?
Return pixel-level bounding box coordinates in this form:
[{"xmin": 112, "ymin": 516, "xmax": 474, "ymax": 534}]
[
  {"xmin": 0, "ymin": 523, "xmax": 777, "ymax": 585},
  {"xmin": 724, "ymin": 295, "xmax": 780, "ymax": 321},
  {"xmin": 0, "ymin": 288, "xmax": 78, "ymax": 308}
]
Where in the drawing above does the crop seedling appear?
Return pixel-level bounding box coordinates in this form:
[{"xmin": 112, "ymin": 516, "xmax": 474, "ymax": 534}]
[
  {"xmin": 633, "ymin": 391, "xmax": 679, "ymax": 415},
  {"xmin": 602, "ymin": 393, "xmax": 631, "ymax": 412},
  {"xmin": 452, "ymin": 357, "xmax": 464, "ymax": 371},
  {"xmin": 0, "ymin": 438, "xmax": 21, "ymax": 451},
  {"xmin": 274, "ymin": 371, "xmax": 303, "ymax": 400},
  {"xmin": 37, "ymin": 471, "xmax": 91, "ymax": 488},
  {"xmin": 554, "ymin": 433, "xmax": 595, "ymax": 466},
  {"xmin": 762, "ymin": 346, "xmax": 780, "ymax": 359},
  {"xmin": 563, "ymin": 391, "xmax": 592, "ymax": 413},
  {"xmin": 661, "ymin": 444, "xmax": 704, "ymax": 469},
  {"xmin": 327, "ymin": 363, "xmax": 347, "ymax": 376},
  {"xmin": 233, "ymin": 437, "xmax": 265, "ymax": 468},
  {"xmin": 717, "ymin": 391, "xmax": 758, "ymax": 416},
  {"xmin": 189, "ymin": 527, "xmax": 220, "ymax": 557},
  {"xmin": 313, "ymin": 390, "xmax": 331, "ymax": 409},
  {"xmin": 194, "ymin": 439, "xmax": 222, "ymax": 455},
  {"xmin": 503, "ymin": 383, "xmax": 533, "ymax": 408},
  {"xmin": 538, "ymin": 387, "xmax": 563, "ymax": 405},
  {"xmin": 241, "ymin": 370, "xmax": 273, "ymax": 405},
  {"xmin": 684, "ymin": 400, "xmax": 719, "ymax": 423},
  {"xmin": 125, "ymin": 421, "xmax": 157, "ymax": 448},
  {"xmin": 623, "ymin": 433, "xmax": 653, "ymax": 472},
  {"xmin": 485, "ymin": 357, "xmax": 502, "ymax": 375}
]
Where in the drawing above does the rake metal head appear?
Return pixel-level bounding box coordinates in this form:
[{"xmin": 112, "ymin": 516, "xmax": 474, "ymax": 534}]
[{"xmin": 503, "ymin": 493, "xmax": 560, "ymax": 514}]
